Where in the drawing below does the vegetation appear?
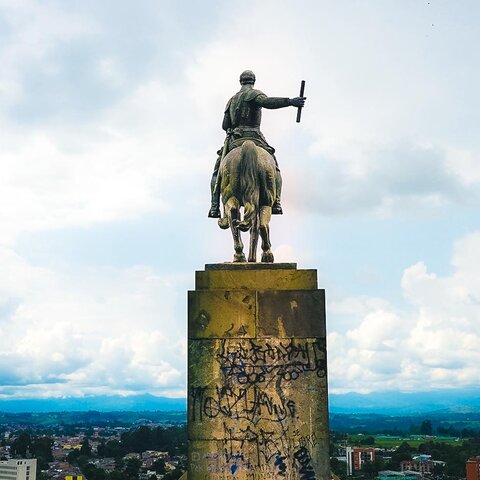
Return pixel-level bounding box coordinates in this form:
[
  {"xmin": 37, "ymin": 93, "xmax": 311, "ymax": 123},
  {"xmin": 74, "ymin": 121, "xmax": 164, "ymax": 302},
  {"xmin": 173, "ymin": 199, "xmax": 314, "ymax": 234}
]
[
  {"xmin": 120, "ymin": 426, "xmax": 186, "ymax": 457},
  {"xmin": 4, "ymin": 424, "xmax": 187, "ymax": 480},
  {"xmin": 65, "ymin": 426, "xmax": 187, "ymax": 480},
  {"xmin": 348, "ymin": 434, "xmax": 461, "ymax": 448},
  {"xmin": 2, "ymin": 411, "xmax": 480, "ymax": 480},
  {"xmin": 10, "ymin": 432, "xmax": 53, "ymax": 471},
  {"xmin": 0, "ymin": 411, "xmax": 185, "ymax": 433},
  {"xmin": 331, "ymin": 436, "xmax": 480, "ymax": 479},
  {"xmin": 330, "ymin": 412, "xmax": 480, "ymax": 436}
]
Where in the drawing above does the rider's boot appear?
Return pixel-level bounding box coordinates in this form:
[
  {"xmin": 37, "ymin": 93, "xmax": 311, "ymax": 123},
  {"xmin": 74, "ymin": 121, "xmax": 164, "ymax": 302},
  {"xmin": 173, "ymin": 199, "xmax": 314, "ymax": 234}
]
[
  {"xmin": 208, "ymin": 203, "xmax": 221, "ymax": 218},
  {"xmin": 272, "ymin": 170, "xmax": 283, "ymax": 215},
  {"xmin": 208, "ymin": 170, "xmax": 221, "ymax": 218}
]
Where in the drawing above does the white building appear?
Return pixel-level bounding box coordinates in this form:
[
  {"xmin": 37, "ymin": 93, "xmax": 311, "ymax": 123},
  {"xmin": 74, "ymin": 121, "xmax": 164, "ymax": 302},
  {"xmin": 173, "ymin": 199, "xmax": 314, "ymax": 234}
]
[{"xmin": 0, "ymin": 459, "xmax": 37, "ymax": 480}]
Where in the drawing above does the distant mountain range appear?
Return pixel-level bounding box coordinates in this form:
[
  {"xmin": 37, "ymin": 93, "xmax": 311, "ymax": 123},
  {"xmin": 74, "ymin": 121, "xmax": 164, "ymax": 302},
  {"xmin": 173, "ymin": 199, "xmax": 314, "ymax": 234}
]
[
  {"xmin": 0, "ymin": 389, "xmax": 478, "ymax": 414},
  {"xmin": 329, "ymin": 388, "xmax": 480, "ymax": 415},
  {"xmin": 0, "ymin": 394, "xmax": 186, "ymax": 413}
]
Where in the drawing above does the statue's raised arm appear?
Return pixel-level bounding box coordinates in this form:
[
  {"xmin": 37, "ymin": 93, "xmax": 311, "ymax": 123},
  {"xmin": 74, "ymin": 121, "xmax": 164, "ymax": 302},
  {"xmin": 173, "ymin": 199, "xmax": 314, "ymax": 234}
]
[
  {"xmin": 255, "ymin": 94, "xmax": 305, "ymax": 109},
  {"xmin": 208, "ymin": 70, "xmax": 306, "ymax": 263},
  {"xmin": 209, "ymin": 70, "xmax": 306, "ymax": 219}
]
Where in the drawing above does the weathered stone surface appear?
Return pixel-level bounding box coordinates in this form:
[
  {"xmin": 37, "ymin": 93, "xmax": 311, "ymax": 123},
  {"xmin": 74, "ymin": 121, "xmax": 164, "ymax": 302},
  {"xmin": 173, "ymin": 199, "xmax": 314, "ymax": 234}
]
[
  {"xmin": 195, "ymin": 268, "xmax": 317, "ymax": 291},
  {"xmin": 205, "ymin": 262, "xmax": 297, "ymax": 271},
  {"xmin": 189, "ymin": 436, "xmax": 330, "ymax": 480},
  {"xmin": 188, "ymin": 290, "xmax": 255, "ymax": 339},
  {"xmin": 188, "ymin": 338, "xmax": 328, "ymax": 441},
  {"xmin": 257, "ymin": 289, "xmax": 326, "ymax": 338},
  {"xmin": 188, "ymin": 264, "xmax": 330, "ymax": 480},
  {"xmin": 188, "ymin": 340, "xmax": 223, "ymax": 390}
]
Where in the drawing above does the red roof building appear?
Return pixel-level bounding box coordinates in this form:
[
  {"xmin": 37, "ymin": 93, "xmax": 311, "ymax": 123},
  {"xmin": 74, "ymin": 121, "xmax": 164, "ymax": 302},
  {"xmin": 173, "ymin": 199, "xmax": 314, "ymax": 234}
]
[
  {"xmin": 346, "ymin": 447, "xmax": 375, "ymax": 476},
  {"xmin": 467, "ymin": 457, "xmax": 480, "ymax": 480}
]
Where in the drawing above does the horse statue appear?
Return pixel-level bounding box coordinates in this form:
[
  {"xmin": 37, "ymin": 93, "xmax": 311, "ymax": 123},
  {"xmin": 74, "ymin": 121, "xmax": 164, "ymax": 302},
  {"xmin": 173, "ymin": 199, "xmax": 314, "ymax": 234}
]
[{"xmin": 217, "ymin": 140, "xmax": 276, "ymax": 263}]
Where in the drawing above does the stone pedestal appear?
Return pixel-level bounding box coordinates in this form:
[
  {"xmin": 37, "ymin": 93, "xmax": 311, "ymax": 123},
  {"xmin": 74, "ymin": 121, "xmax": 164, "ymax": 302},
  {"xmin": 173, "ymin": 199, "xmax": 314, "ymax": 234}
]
[{"xmin": 188, "ymin": 263, "xmax": 330, "ymax": 480}]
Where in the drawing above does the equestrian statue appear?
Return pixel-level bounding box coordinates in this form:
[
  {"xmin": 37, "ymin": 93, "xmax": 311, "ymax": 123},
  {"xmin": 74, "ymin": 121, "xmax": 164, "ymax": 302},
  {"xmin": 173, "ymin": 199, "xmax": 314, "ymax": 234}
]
[{"xmin": 208, "ymin": 70, "xmax": 306, "ymax": 263}]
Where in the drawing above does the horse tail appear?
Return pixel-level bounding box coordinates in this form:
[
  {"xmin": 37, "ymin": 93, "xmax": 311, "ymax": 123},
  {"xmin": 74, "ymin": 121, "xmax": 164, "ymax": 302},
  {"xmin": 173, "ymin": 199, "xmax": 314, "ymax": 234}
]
[{"xmin": 239, "ymin": 140, "xmax": 259, "ymax": 230}]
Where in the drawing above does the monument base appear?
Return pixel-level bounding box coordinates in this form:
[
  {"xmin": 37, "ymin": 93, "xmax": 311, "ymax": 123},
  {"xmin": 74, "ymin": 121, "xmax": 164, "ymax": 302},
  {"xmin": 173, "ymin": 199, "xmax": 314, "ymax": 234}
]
[{"xmin": 187, "ymin": 263, "xmax": 330, "ymax": 480}]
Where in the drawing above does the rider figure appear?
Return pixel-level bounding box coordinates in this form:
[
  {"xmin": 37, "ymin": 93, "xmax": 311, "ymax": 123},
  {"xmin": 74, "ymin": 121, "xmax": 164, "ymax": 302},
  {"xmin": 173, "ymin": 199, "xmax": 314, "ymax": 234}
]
[{"xmin": 208, "ymin": 70, "xmax": 306, "ymax": 218}]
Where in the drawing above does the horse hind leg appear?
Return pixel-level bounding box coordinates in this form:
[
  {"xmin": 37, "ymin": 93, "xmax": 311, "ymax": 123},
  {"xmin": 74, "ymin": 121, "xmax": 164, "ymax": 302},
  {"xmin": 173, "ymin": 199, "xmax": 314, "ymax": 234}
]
[
  {"xmin": 260, "ymin": 226, "xmax": 273, "ymax": 263},
  {"xmin": 229, "ymin": 200, "xmax": 246, "ymax": 263},
  {"xmin": 248, "ymin": 214, "xmax": 259, "ymax": 262},
  {"xmin": 259, "ymin": 206, "xmax": 274, "ymax": 263}
]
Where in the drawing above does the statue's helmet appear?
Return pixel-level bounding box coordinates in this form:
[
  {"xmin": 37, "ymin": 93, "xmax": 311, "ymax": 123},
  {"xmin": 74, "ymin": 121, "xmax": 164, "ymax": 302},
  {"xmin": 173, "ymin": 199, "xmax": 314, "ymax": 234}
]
[{"xmin": 239, "ymin": 70, "xmax": 256, "ymax": 85}]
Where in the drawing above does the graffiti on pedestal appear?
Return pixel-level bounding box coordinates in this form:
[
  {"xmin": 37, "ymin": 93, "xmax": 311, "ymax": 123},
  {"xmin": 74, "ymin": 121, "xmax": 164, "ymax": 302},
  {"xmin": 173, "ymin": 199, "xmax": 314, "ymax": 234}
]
[
  {"xmin": 217, "ymin": 338, "xmax": 327, "ymax": 385},
  {"xmin": 191, "ymin": 384, "xmax": 296, "ymax": 423},
  {"xmin": 190, "ymin": 338, "xmax": 326, "ymax": 478}
]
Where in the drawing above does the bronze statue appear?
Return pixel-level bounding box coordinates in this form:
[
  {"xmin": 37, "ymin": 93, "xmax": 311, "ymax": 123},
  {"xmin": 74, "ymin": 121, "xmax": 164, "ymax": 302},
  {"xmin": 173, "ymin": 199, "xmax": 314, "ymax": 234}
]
[
  {"xmin": 210, "ymin": 71, "xmax": 306, "ymax": 262},
  {"xmin": 208, "ymin": 70, "xmax": 306, "ymax": 218}
]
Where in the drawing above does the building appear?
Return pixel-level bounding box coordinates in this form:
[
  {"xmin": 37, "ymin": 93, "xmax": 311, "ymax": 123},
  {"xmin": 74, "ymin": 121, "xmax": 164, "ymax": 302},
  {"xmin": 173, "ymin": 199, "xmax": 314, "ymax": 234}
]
[
  {"xmin": 346, "ymin": 447, "xmax": 375, "ymax": 475},
  {"xmin": 46, "ymin": 461, "xmax": 82, "ymax": 480},
  {"xmin": 400, "ymin": 459, "xmax": 433, "ymax": 475},
  {"xmin": 0, "ymin": 459, "xmax": 37, "ymax": 480},
  {"xmin": 92, "ymin": 458, "xmax": 116, "ymax": 473},
  {"xmin": 377, "ymin": 471, "xmax": 418, "ymax": 480},
  {"xmin": 401, "ymin": 455, "xmax": 446, "ymax": 476},
  {"xmin": 467, "ymin": 457, "xmax": 480, "ymax": 480}
]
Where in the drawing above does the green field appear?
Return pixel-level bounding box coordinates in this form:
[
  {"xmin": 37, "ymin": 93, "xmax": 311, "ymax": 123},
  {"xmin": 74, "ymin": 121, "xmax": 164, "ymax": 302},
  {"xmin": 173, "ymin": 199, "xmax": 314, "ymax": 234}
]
[{"xmin": 348, "ymin": 434, "xmax": 461, "ymax": 448}]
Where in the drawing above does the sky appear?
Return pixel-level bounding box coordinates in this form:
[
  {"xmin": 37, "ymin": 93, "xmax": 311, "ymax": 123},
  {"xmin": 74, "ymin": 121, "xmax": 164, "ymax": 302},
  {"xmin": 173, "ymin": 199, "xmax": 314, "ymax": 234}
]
[{"xmin": 0, "ymin": 0, "xmax": 479, "ymax": 400}]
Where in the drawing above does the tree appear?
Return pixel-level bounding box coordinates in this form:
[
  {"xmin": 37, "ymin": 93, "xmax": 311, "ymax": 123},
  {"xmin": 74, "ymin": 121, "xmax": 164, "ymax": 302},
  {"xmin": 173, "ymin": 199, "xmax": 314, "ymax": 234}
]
[
  {"xmin": 164, "ymin": 468, "xmax": 184, "ymax": 480},
  {"xmin": 387, "ymin": 442, "xmax": 413, "ymax": 470},
  {"xmin": 12, "ymin": 432, "xmax": 31, "ymax": 456},
  {"xmin": 81, "ymin": 463, "xmax": 107, "ymax": 480},
  {"xmin": 114, "ymin": 457, "xmax": 125, "ymax": 472},
  {"xmin": 67, "ymin": 450, "xmax": 81, "ymax": 464},
  {"xmin": 357, "ymin": 436, "xmax": 375, "ymax": 446},
  {"xmin": 330, "ymin": 458, "xmax": 347, "ymax": 479},
  {"xmin": 151, "ymin": 459, "xmax": 166, "ymax": 475},
  {"xmin": 124, "ymin": 458, "xmax": 141, "ymax": 480},
  {"xmin": 108, "ymin": 471, "xmax": 128, "ymax": 480},
  {"xmin": 31, "ymin": 437, "xmax": 54, "ymax": 463},
  {"xmin": 420, "ymin": 420, "xmax": 433, "ymax": 436},
  {"xmin": 37, "ymin": 472, "xmax": 50, "ymax": 480},
  {"xmin": 80, "ymin": 438, "xmax": 92, "ymax": 457},
  {"xmin": 98, "ymin": 440, "xmax": 124, "ymax": 459},
  {"xmin": 76, "ymin": 455, "xmax": 92, "ymax": 469},
  {"xmin": 363, "ymin": 458, "xmax": 385, "ymax": 479}
]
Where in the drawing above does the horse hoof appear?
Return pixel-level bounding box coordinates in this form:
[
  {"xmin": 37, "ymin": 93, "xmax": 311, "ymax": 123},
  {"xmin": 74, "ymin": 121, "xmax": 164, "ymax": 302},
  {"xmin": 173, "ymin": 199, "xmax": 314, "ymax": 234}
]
[
  {"xmin": 237, "ymin": 221, "xmax": 250, "ymax": 232},
  {"xmin": 261, "ymin": 251, "xmax": 274, "ymax": 263},
  {"xmin": 272, "ymin": 204, "xmax": 283, "ymax": 215},
  {"xmin": 234, "ymin": 253, "xmax": 247, "ymax": 263},
  {"xmin": 218, "ymin": 217, "xmax": 229, "ymax": 229}
]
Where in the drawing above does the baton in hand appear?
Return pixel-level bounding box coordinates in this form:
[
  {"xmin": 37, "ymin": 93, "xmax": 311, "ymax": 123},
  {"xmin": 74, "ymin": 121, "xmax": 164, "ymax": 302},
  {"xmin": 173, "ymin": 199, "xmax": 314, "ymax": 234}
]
[{"xmin": 296, "ymin": 80, "xmax": 306, "ymax": 123}]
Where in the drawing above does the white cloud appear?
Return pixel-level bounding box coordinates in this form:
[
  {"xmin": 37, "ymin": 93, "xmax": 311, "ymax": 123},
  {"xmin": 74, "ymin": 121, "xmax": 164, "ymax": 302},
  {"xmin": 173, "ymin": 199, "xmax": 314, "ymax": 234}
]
[
  {"xmin": 0, "ymin": 248, "xmax": 186, "ymax": 398},
  {"xmin": 0, "ymin": 130, "xmax": 174, "ymax": 245},
  {"xmin": 1, "ymin": 0, "xmax": 479, "ymax": 251},
  {"xmin": 183, "ymin": 0, "xmax": 480, "ymax": 218},
  {"xmin": 0, "ymin": 0, "xmax": 479, "ymax": 399},
  {"xmin": 0, "ymin": 0, "xmax": 217, "ymax": 247},
  {"xmin": 0, "ymin": 0, "xmax": 96, "ymax": 106},
  {"xmin": 328, "ymin": 231, "xmax": 480, "ymax": 393}
]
